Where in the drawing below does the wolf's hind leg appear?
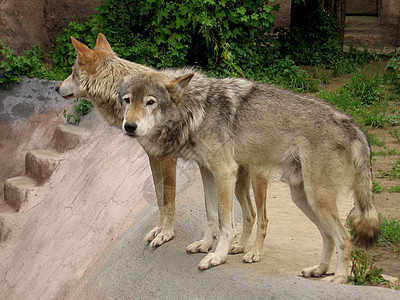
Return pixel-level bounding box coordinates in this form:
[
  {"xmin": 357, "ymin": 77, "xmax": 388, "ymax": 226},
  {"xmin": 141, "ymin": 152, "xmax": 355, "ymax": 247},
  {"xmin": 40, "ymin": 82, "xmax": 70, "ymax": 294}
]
[
  {"xmin": 186, "ymin": 165, "xmax": 218, "ymax": 253},
  {"xmin": 146, "ymin": 155, "xmax": 177, "ymax": 247},
  {"xmin": 229, "ymin": 166, "xmax": 256, "ymax": 255},
  {"xmin": 289, "ymin": 183, "xmax": 334, "ymax": 278},
  {"xmin": 242, "ymin": 168, "xmax": 268, "ymax": 263},
  {"xmin": 198, "ymin": 160, "xmax": 237, "ymax": 270}
]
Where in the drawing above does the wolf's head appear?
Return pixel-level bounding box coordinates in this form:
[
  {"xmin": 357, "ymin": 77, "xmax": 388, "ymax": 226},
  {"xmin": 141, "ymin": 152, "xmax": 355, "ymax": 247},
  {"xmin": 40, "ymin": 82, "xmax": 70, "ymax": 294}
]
[
  {"xmin": 118, "ymin": 72, "xmax": 193, "ymax": 137},
  {"xmin": 55, "ymin": 33, "xmax": 115, "ymax": 100}
]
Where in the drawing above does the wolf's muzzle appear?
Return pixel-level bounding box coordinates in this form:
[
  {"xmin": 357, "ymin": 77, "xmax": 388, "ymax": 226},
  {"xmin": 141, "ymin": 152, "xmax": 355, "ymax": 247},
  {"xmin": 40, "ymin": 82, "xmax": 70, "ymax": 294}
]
[{"xmin": 124, "ymin": 122, "xmax": 137, "ymax": 134}]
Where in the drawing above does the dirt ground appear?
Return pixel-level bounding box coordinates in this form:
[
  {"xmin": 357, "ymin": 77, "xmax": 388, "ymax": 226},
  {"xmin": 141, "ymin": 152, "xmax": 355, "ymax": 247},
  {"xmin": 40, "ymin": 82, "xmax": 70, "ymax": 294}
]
[{"xmin": 369, "ymin": 124, "xmax": 400, "ymax": 278}]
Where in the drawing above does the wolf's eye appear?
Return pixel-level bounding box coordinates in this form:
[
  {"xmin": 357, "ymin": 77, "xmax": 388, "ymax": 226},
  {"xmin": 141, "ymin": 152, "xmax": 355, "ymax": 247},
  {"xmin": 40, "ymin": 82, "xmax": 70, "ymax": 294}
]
[
  {"xmin": 146, "ymin": 100, "xmax": 155, "ymax": 106},
  {"xmin": 123, "ymin": 97, "xmax": 130, "ymax": 104}
]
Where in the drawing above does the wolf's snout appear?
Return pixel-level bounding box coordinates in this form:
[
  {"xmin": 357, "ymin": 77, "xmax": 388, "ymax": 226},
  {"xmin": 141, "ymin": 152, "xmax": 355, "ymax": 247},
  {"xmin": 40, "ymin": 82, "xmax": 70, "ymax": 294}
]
[
  {"xmin": 55, "ymin": 86, "xmax": 60, "ymax": 93},
  {"xmin": 124, "ymin": 122, "xmax": 137, "ymax": 134}
]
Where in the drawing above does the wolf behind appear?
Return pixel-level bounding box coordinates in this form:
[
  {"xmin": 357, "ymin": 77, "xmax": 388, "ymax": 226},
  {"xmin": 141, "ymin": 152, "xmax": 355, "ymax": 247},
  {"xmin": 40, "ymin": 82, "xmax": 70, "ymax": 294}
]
[{"xmin": 119, "ymin": 68, "xmax": 380, "ymax": 283}]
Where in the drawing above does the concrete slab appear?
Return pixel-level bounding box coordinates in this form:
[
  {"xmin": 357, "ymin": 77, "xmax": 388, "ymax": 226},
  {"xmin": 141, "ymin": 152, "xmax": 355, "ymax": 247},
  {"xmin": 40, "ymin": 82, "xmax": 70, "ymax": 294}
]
[{"xmin": 79, "ymin": 169, "xmax": 400, "ymax": 299}]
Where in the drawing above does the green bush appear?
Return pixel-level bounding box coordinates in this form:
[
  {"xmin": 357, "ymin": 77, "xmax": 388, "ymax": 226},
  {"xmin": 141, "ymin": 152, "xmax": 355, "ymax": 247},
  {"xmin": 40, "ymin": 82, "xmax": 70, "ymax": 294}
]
[
  {"xmin": 63, "ymin": 99, "xmax": 94, "ymax": 124},
  {"xmin": 343, "ymin": 68, "xmax": 383, "ymax": 107},
  {"xmin": 386, "ymin": 48, "xmax": 400, "ymax": 92},
  {"xmin": 275, "ymin": 1, "xmax": 376, "ymax": 73},
  {"xmin": 276, "ymin": 0, "xmax": 341, "ymax": 67},
  {"xmin": 0, "ymin": 40, "xmax": 58, "ymax": 88},
  {"xmin": 349, "ymin": 249, "xmax": 388, "ymax": 286},
  {"xmin": 376, "ymin": 215, "xmax": 400, "ymax": 250},
  {"xmin": 319, "ymin": 67, "xmax": 400, "ymax": 127},
  {"xmin": 51, "ymin": 0, "xmax": 279, "ymax": 73}
]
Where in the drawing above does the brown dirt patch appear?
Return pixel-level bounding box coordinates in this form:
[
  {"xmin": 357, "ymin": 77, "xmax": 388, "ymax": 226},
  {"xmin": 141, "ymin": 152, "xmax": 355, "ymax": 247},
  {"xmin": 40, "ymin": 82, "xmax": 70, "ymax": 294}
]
[{"xmin": 369, "ymin": 125, "xmax": 400, "ymax": 278}]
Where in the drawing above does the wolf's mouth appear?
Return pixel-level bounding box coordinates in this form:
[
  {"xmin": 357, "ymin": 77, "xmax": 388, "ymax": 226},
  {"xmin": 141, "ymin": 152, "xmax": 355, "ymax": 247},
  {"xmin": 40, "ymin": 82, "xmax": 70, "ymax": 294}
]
[
  {"xmin": 125, "ymin": 132, "xmax": 137, "ymax": 137},
  {"xmin": 64, "ymin": 93, "xmax": 74, "ymax": 98}
]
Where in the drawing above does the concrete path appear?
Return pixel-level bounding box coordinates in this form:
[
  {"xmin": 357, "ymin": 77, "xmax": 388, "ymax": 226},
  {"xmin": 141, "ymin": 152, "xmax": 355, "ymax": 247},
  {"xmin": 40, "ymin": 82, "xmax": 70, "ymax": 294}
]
[{"xmin": 79, "ymin": 166, "xmax": 400, "ymax": 299}]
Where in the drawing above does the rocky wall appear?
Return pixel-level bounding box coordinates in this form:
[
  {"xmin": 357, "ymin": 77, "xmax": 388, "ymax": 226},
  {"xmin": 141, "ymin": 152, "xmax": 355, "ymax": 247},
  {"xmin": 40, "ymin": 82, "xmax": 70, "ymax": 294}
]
[
  {"xmin": 379, "ymin": 0, "xmax": 400, "ymax": 48},
  {"xmin": 0, "ymin": 0, "xmax": 101, "ymax": 55}
]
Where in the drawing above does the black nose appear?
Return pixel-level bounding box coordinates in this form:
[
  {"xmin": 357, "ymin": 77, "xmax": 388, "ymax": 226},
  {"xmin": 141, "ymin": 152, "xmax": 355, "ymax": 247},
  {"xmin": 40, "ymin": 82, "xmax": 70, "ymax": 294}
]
[
  {"xmin": 124, "ymin": 122, "xmax": 137, "ymax": 133},
  {"xmin": 55, "ymin": 86, "xmax": 59, "ymax": 93}
]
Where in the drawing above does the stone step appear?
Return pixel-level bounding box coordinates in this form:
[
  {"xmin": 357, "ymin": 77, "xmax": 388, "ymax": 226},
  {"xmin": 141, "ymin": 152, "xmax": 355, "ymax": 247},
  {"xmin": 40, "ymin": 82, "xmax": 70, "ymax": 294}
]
[
  {"xmin": 51, "ymin": 124, "xmax": 91, "ymax": 153},
  {"xmin": 4, "ymin": 175, "xmax": 37, "ymax": 212},
  {"xmin": 344, "ymin": 15, "xmax": 383, "ymax": 49},
  {"xmin": 345, "ymin": 16, "xmax": 379, "ymax": 29},
  {"xmin": 0, "ymin": 202, "xmax": 16, "ymax": 242},
  {"xmin": 25, "ymin": 149, "xmax": 63, "ymax": 184},
  {"xmin": 344, "ymin": 32, "xmax": 382, "ymax": 48},
  {"xmin": 345, "ymin": 26, "xmax": 381, "ymax": 35}
]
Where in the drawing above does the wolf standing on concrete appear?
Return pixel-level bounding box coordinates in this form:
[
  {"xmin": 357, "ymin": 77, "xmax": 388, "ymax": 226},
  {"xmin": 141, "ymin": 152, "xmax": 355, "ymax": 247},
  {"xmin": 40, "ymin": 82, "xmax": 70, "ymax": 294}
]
[
  {"xmin": 118, "ymin": 68, "xmax": 380, "ymax": 283},
  {"xmin": 55, "ymin": 33, "xmax": 269, "ymax": 263}
]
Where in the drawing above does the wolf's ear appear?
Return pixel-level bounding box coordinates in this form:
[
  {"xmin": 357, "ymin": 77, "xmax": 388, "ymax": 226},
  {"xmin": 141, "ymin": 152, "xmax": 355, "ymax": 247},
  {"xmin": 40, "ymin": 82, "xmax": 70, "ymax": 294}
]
[
  {"xmin": 166, "ymin": 73, "xmax": 194, "ymax": 104},
  {"xmin": 71, "ymin": 36, "xmax": 96, "ymax": 73},
  {"xmin": 94, "ymin": 33, "xmax": 113, "ymax": 53}
]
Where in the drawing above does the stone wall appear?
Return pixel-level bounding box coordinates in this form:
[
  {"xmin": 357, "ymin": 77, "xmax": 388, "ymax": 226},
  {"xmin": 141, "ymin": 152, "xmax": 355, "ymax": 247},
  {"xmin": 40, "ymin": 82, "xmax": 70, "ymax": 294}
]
[
  {"xmin": 347, "ymin": 0, "xmax": 377, "ymax": 15},
  {"xmin": 379, "ymin": 0, "xmax": 400, "ymax": 48},
  {"xmin": 274, "ymin": 0, "xmax": 292, "ymax": 29},
  {"xmin": 0, "ymin": 78, "xmax": 70, "ymax": 197},
  {"xmin": 0, "ymin": 0, "xmax": 101, "ymax": 55}
]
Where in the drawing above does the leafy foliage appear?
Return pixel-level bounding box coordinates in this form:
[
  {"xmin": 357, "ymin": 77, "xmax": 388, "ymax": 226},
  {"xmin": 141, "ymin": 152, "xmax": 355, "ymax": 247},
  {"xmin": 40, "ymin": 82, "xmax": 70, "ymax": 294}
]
[
  {"xmin": 278, "ymin": 0, "xmax": 340, "ymax": 67},
  {"xmin": 386, "ymin": 48, "xmax": 400, "ymax": 93},
  {"xmin": 372, "ymin": 181, "xmax": 386, "ymax": 193},
  {"xmin": 63, "ymin": 99, "xmax": 94, "ymax": 124},
  {"xmin": 318, "ymin": 67, "xmax": 400, "ymax": 128},
  {"xmin": 349, "ymin": 249, "xmax": 388, "ymax": 286},
  {"xmin": 0, "ymin": 40, "xmax": 58, "ymax": 88},
  {"xmin": 389, "ymin": 129, "xmax": 400, "ymax": 143},
  {"xmin": 51, "ymin": 0, "xmax": 279, "ymax": 72},
  {"xmin": 376, "ymin": 215, "xmax": 400, "ymax": 251},
  {"xmin": 377, "ymin": 158, "xmax": 400, "ymax": 180},
  {"xmin": 276, "ymin": 0, "xmax": 376, "ymax": 73},
  {"xmin": 49, "ymin": 0, "xmax": 324, "ymax": 93},
  {"xmin": 343, "ymin": 68, "xmax": 383, "ymax": 107}
]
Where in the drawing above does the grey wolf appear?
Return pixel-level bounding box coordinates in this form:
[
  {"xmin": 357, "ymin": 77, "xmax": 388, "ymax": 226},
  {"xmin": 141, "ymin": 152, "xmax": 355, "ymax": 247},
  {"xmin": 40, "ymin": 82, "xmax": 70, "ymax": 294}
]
[
  {"xmin": 55, "ymin": 34, "xmax": 269, "ymax": 262},
  {"xmin": 118, "ymin": 68, "xmax": 380, "ymax": 283}
]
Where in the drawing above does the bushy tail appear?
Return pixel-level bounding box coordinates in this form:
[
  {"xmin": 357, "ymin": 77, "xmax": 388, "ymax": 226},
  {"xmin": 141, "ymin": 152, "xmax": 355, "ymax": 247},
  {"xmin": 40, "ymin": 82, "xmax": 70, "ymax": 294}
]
[{"xmin": 350, "ymin": 138, "xmax": 380, "ymax": 247}]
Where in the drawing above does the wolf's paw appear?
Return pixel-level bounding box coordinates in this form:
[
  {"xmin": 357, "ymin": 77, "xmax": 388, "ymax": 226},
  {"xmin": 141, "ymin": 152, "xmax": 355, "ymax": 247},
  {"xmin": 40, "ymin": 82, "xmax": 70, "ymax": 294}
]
[
  {"xmin": 198, "ymin": 253, "xmax": 227, "ymax": 270},
  {"xmin": 186, "ymin": 239, "xmax": 215, "ymax": 253},
  {"xmin": 242, "ymin": 250, "xmax": 260, "ymax": 263},
  {"xmin": 144, "ymin": 226, "xmax": 162, "ymax": 243},
  {"xmin": 301, "ymin": 263, "xmax": 329, "ymax": 278},
  {"xmin": 229, "ymin": 243, "xmax": 245, "ymax": 254},
  {"xmin": 149, "ymin": 230, "xmax": 174, "ymax": 247},
  {"xmin": 321, "ymin": 274, "xmax": 348, "ymax": 284}
]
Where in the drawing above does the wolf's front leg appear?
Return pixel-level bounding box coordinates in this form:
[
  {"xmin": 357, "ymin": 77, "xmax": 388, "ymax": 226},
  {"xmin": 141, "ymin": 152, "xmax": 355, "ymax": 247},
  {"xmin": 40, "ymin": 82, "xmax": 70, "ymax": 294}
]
[
  {"xmin": 145, "ymin": 155, "xmax": 177, "ymax": 247},
  {"xmin": 186, "ymin": 165, "xmax": 218, "ymax": 253},
  {"xmin": 198, "ymin": 160, "xmax": 237, "ymax": 270}
]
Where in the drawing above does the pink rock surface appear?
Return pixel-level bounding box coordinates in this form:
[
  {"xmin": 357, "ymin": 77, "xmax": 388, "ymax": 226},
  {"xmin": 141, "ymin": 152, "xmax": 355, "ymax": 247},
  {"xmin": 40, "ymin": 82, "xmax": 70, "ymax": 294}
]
[{"xmin": 0, "ymin": 119, "xmax": 154, "ymax": 299}]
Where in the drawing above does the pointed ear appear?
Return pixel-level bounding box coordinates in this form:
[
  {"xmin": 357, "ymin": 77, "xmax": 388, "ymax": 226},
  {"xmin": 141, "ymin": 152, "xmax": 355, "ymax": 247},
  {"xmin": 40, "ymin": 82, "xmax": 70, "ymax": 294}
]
[
  {"xmin": 166, "ymin": 73, "xmax": 194, "ymax": 103},
  {"xmin": 71, "ymin": 36, "xmax": 96, "ymax": 73},
  {"xmin": 94, "ymin": 33, "xmax": 113, "ymax": 52}
]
